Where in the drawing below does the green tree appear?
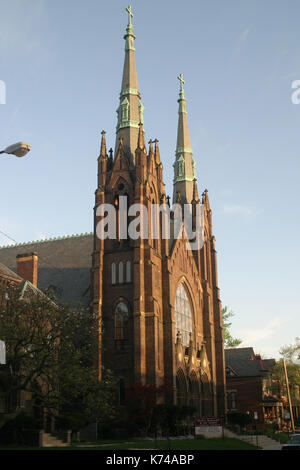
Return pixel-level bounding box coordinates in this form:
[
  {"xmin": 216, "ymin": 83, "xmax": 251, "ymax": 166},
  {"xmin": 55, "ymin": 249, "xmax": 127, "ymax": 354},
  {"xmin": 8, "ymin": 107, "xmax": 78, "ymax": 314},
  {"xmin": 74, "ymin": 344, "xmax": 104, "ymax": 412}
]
[
  {"xmin": 222, "ymin": 306, "xmax": 242, "ymax": 348},
  {"xmin": 227, "ymin": 411, "xmax": 252, "ymax": 427},
  {"xmin": 279, "ymin": 337, "xmax": 300, "ymax": 362},
  {"xmin": 0, "ymin": 284, "xmax": 116, "ymax": 431},
  {"xmin": 272, "ymin": 338, "xmax": 300, "ymax": 401}
]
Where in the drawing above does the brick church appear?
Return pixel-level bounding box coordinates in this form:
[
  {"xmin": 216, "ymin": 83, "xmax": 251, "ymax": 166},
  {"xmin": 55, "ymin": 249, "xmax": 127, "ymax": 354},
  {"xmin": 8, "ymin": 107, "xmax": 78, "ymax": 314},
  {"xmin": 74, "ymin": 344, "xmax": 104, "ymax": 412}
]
[{"xmin": 0, "ymin": 7, "xmax": 226, "ymax": 417}]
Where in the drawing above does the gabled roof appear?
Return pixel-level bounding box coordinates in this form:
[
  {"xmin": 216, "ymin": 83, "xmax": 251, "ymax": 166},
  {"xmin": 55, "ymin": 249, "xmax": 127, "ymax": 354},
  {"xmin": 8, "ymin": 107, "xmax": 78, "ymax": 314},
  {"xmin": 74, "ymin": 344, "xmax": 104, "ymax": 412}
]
[
  {"xmin": 226, "ymin": 365, "xmax": 239, "ymax": 377},
  {"xmin": 0, "ymin": 263, "xmax": 54, "ymax": 302},
  {"xmin": 225, "ymin": 348, "xmax": 275, "ymax": 378},
  {"xmin": 0, "ymin": 262, "xmax": 22, "ymax": 282}
]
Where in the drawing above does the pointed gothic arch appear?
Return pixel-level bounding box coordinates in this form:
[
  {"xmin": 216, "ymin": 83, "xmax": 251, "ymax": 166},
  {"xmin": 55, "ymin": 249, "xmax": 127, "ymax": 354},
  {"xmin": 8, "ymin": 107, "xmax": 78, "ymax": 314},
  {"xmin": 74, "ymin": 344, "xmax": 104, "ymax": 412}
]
[
  {"xmin": 176, "ymin": 368, "xmax": 188, "ymax": 406},
  {"xmin": 174, "ymin": 278, "xmax": 195, "ymax": 347},
  {"xmin": 118, "ymin": 262, "xmax": 124, "ymax": 283},
  {"xmin": 111, "ymin": 262, "xmax": 116, "ymax": 285},
  {"xmin": 113, "ymin": 298, "xmax": 130, "ymax": 350},
  {"xmin": 189, "ymin": 371, "xmax": 200, "ymax": 415},
  {"xmin": 201, "ymin": 372, "xmax": 213, "ymax": 416}
]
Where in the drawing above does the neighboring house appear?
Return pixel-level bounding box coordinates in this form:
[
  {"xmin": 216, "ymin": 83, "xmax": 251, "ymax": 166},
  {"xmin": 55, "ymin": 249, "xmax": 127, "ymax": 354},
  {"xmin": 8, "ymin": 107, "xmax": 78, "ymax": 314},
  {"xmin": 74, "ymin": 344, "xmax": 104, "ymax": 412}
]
[
  {"xmin": 225, "ymin": 347, "xmax": 284, "ymax": 428},
  {"xmin": 0, "ymin": 253, "xmax": 54, "ymax": 422}
]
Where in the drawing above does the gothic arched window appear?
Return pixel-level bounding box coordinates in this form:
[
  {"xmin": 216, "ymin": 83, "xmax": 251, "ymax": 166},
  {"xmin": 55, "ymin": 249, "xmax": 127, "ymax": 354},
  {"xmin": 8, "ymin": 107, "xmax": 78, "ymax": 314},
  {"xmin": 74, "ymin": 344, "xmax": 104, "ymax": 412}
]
[
  {"xmin": 174, "ymin": 283, "xmax": 193, "ymax": 346},
  {"xmin": 111, "ymin": 262, "xmax": 116, "ymax": 285},
  {"xmin": 119, "ymin": 262, "xmax": 124, "ymax": 283},
  {"xmin": 114, "ymin": 301, "xmax": 129, "ymax": 349},
  {"xmin": 120, "ymin": 97, "xmax": 129, "ymax": 123},
  {"xmin": 177, "ymin": 157, "xmax": 185, "ymax": 178},
  {"xmin": 126, "ymin": 261, "xmax": 131, "ymax": 282}
]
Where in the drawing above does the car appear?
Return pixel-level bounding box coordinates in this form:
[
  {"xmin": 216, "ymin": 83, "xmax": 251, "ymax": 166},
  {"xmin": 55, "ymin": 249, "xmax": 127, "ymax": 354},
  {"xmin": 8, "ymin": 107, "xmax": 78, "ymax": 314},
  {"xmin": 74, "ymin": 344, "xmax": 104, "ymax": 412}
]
[{"xmin": 282, "ymin": 434, "xmax": 300, "ymax": 450}]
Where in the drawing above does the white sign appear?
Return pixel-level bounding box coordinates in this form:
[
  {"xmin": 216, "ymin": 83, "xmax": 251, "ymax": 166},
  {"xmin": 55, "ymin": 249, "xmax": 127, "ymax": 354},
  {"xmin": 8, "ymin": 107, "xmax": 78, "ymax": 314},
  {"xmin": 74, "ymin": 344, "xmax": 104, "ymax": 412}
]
[
  {"xmin": 195, "ymin": 426, "xmax": 223, "ymax": 438},
  {"xmin": 0, "ymin": 340, "xmax": 5, "ymax": 365}
]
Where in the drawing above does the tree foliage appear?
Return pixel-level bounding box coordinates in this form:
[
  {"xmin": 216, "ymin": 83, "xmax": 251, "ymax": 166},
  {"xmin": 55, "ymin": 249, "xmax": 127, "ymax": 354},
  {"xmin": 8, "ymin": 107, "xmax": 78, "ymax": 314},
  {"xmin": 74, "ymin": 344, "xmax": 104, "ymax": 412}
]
[
  {"xmin": 0, "ymin": 285, "xmax": 116, "ymax": 430},
  {"xmin": 279, "ymin": 337, "xmax": 300, "ymax": 363},
  {"xmin": 227, "ymin": 411, "xmax": 252, "ymax": 427},
  {"xmin": 222, "ymin": 306, "xmax": 242, "ymax": 348},
  {"xmin": 125, "ymin": 382, "xmax": 171, "ymax": 436},
  {"xmin": 272, "ymin": 338, "xmax": 300, "ymax": 400}
]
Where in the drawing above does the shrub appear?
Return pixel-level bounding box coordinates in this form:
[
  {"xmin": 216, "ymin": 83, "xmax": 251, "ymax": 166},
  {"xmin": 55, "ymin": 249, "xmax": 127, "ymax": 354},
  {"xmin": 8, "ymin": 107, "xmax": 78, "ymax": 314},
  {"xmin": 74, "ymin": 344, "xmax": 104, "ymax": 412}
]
[
  {"xmin": 227, "ymin": 411, "xmax": 252, "ymax": 427},
  {"xmin": 56, "ymin": 412, "xmax": 88, "ymax": 432},
  {"xmin": 0, "ymin": 411, "xmax": 40, "ymax": 445}
]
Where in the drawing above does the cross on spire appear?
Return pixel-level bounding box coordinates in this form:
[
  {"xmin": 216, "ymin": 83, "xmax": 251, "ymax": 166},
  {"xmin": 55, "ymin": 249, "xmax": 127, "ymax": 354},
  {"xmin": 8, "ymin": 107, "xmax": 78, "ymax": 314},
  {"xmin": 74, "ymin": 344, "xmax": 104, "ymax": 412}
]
[
  {"xmin": 126, "ymin": 5, "xmax": 134, "ymax": 26},
  {"xmin": 178, "ymin": 73, "xmax": 185, "ymax": 91}
]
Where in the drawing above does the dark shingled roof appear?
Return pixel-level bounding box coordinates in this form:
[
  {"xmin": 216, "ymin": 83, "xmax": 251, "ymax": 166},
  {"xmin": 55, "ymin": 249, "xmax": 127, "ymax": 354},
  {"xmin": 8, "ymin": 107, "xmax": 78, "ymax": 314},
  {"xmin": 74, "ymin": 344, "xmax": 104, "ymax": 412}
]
[
  {"xmin": 0, "ymin": 234, "xmax": 94, "ymax": 306},
  {"xmin": 0, "ymin": 262, "xmax": 23, "ymax": 281},
  {"xmin": 225, "ymin": 348, "xmax": 275, "ymax": 377}
]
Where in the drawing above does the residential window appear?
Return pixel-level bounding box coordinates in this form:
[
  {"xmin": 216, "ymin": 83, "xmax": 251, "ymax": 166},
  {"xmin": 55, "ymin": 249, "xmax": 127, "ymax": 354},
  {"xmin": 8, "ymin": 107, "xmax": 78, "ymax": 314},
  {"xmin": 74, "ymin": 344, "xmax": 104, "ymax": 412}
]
[{"xmin": 231, "ymin": 391, "xmax": 237, "ymax": 409}]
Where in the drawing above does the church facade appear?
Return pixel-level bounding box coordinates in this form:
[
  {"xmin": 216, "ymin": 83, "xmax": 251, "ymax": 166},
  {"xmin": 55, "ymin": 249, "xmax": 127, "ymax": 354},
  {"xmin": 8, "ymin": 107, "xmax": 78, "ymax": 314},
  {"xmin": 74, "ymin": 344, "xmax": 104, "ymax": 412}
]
[
  {"xmin": 92, "ymin": 8, "xmax": 226, "ymax": 417},
  {"xmin": 0, "ymin": 7, "xmax": 226, "ymax": 419}
]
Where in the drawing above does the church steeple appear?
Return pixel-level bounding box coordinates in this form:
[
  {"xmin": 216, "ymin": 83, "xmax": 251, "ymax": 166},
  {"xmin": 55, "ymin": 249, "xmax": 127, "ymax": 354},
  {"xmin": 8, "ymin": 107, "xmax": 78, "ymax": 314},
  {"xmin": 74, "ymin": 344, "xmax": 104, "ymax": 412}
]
[
  {"xmin": 173, "ymin": 74, "xmax": 196, "ymax": 204},
  {"xmin": 116, "ymin": 5, "xmax": 144, "ymax": 164}
]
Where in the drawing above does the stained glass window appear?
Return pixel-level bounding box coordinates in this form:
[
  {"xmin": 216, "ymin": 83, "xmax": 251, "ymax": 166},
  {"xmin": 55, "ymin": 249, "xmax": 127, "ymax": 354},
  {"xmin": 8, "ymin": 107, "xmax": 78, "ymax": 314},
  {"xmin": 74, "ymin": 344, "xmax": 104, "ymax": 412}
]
[{"xmin": 174, "ymin": 283, "xmax": 193, "ymax": 346}]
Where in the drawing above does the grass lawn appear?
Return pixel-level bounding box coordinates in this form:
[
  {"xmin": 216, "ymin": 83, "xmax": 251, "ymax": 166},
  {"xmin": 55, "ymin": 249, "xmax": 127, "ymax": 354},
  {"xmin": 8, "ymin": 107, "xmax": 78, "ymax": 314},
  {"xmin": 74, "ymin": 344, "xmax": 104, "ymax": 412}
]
[
  {"xmin": 268, "ymin": 433, "xmax": 289, "ymax": 444},
  {"xmin": 0, "ymin": 437, "xmax": 259, "ymax": 451}
]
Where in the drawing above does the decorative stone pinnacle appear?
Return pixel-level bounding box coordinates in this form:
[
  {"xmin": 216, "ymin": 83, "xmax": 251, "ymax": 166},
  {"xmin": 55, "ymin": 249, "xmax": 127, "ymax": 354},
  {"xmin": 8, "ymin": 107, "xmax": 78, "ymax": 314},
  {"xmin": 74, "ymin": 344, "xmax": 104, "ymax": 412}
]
[
  {"xmin": 148, "ymin": 139, "xmax": 154, "ymax": 155},
  {"xmin": 176, "ymin": 330, "xmax": 182, "ymax": 344},
  {"xmin": 137, "ymin": 122, "xmax": 145, "ymax": 150},
  {"xmin": 100, "ymin": 130, "xmax": 107, "ymax": 157}
]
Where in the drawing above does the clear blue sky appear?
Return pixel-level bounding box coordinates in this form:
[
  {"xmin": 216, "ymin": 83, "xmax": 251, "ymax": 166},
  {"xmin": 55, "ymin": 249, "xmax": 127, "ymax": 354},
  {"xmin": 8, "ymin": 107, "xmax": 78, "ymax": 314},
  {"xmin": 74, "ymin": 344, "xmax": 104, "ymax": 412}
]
[{"xmin": 0, "ymin": 0, "xmax": 299, "ymax": 359}]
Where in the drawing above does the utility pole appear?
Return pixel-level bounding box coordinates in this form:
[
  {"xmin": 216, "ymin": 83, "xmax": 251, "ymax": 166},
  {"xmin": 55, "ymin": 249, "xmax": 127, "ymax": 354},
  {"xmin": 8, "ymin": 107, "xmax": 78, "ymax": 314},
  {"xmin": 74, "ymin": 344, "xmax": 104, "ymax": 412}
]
[{"xmin": 283, "ymin": 359, "xmax": 295, "ymax": 433}]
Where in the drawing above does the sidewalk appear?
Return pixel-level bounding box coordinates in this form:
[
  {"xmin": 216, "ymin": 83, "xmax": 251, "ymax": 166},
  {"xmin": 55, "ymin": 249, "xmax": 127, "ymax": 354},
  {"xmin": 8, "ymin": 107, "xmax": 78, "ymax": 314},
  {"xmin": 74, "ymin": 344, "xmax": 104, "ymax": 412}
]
[{"xmin": 224, "ymin": 429, "xmax": 282, "ymax": 450}]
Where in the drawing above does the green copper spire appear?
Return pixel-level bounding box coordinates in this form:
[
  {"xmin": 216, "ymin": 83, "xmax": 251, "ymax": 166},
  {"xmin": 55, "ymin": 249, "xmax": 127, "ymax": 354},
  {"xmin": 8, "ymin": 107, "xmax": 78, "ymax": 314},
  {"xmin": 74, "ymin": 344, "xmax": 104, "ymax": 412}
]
[
  {"xmin": 173, "ymin": 74, "xmax": 197, "ymax": 204},
  {"xmin": 125, "ymin": 5, "xmax": 135, "ymax": 51},
  {"xmin": 116, "ymin": 5, "xmax": 142, "ymax": 164},
  {"xmin": 177, "ymin": 74, "xmax": 187, "ymax": 113}
]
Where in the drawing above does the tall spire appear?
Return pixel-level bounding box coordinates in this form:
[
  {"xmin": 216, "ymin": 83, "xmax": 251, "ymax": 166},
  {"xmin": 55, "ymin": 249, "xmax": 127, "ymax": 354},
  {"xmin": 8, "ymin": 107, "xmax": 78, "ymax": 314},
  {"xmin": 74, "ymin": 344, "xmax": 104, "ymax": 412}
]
[
  {"xmin": 173, "ymin": 74, "xmax": 196, "ymax": 204},
  {"xmin": 116, "ymin": 5, "xmax": 144, "ymax": 165}
]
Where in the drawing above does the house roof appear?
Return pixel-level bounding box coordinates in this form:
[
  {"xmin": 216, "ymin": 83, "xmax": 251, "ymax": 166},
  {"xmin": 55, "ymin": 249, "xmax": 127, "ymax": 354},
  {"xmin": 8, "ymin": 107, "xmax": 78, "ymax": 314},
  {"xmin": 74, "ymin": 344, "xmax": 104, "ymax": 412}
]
[
  {"xmin": 0, "ymin": 262, "xmax": 54, "ymax": 301},
  {"xmin": 0, "ymin": 233, "xmax": 94, "ymax": 306},
  {"xmin": 0, "ymin": 262, "xmax": 22, "ymax": 281},
  {"xmin": 225, "ymin": 348, "xmax": 275, "ymax": 377}
]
